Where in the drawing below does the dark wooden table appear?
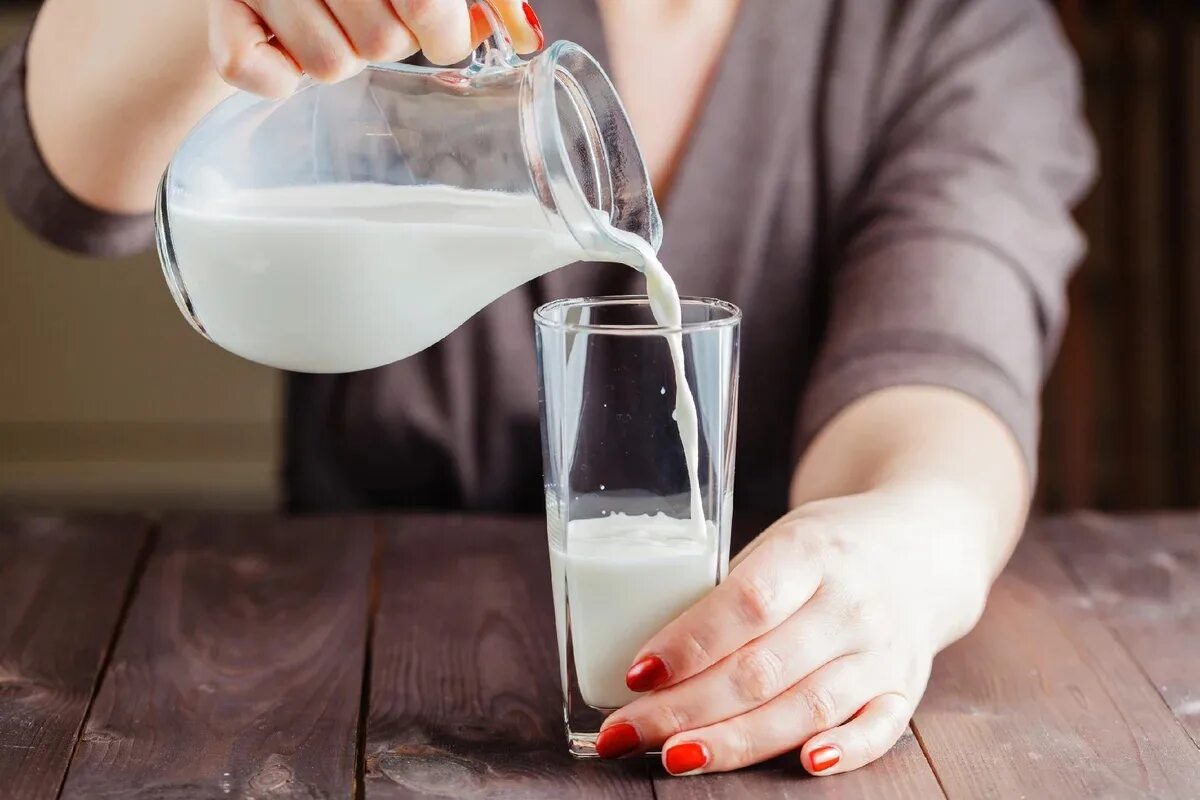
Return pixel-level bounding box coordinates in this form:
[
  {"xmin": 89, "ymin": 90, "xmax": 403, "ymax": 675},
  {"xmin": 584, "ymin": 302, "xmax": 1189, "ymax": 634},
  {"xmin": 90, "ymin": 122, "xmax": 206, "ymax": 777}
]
[{"xmin": 2, "ymin": 513, "xmax": 1198, "ymax": 799}]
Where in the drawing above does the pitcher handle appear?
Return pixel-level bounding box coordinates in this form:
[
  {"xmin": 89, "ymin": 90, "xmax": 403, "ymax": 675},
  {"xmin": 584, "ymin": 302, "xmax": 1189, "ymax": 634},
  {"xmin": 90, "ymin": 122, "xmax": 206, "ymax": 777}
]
[{"xmin": 468, "ymin": 1, "xmax": 523, "ymax": 70}]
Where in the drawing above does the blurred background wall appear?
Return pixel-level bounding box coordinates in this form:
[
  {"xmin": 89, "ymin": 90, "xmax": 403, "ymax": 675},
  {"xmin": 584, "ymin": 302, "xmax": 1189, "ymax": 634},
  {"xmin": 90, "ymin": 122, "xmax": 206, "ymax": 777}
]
[
  {"xmin": 1040, "ymin": 0, "xmax": 1200, "ymax": 511},
  {"xmin": 1, "ymin": 1, "xmax": 1198, "ymax": 512},
  {"xmin": 1, "ymin": 3, "xmax": 281, "ymax": 510}
]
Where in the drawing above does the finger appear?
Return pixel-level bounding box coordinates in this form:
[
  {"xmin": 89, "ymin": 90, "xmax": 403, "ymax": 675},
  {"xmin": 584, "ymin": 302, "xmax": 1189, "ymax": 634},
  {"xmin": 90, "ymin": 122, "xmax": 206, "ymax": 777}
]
[
  {"xmin": 327, "ymin": 0, "xmax": 419, "ymax": 62},
  {"xmin": 209, "ymin": 0, "xmax": 303, "ymax": 98},
  {"xmin": 625, "ymin": 527, "xmax": 822, "ymax": 693},
  {"xmin": 389, "ymin": 0, "xmax": 472, "ymax": 65},
  {"xmin": 658, "ymin": 654, "xmax": 896, "ymax": 775},
  {"xmin": 474, "ymin": 0, "xmax": 544, "ymax": 54},
  {"xmin": 800, "ymin": 693, "xmax": 913, "ymax": 776},
  {"xmin": 259, "ymin": 0, "xmax": 365, "ymax": 83},
  {"xmin": 600, "ymin": 592, "xmax": 849, "ymax": 753}
]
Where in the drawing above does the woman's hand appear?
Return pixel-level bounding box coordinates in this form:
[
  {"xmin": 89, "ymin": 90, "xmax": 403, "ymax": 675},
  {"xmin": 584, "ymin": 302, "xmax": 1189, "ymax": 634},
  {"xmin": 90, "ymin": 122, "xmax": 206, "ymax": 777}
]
[
  {"xmin": 595, "ymin": 485, "xmax": 997, "ymax": 776},
  {"xmin": 207, "ymin": 0, "xmax": 544, "ymax": 98}
]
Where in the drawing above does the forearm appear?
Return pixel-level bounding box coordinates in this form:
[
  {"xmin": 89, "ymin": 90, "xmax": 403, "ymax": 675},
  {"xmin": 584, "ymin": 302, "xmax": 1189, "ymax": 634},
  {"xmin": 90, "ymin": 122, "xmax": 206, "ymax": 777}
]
[
  {"xmin": 26, "ymin": 0, "xmax": 231, "ymax": 214},
  {"xmin": 791, "ymin": 386, "xmax": 1030, "ymax": 587}
]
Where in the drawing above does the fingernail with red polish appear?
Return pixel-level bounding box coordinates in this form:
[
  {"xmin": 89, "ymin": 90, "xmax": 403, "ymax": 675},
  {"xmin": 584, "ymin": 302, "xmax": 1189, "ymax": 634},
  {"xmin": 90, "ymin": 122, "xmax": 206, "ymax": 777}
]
[
  {"xmin": 522, "ymin": 3, "xmax": 545, "ymax": 49},
  {"xmin": 626, "ymin": 655, "xmax": 670, "ymax": 692},
  {"xmin": 664, "ymin": 742, "xmax": 709, "ymax": 775},
  {"xmin": 595, "ymin": 722, "xmax": 640, "ymax": 759},
  {"xmin": 809, "ymin": 745, "xmax": 841, "ymax": 773},
  {"xmin": 468, "ymin": 5, "xmax": 489, "ymax": 44}
]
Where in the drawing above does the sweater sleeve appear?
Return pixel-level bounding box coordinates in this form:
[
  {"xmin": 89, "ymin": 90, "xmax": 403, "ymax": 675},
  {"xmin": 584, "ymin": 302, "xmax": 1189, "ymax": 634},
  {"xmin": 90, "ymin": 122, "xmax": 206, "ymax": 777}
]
[
  {"xmin": 0, "ymin": 32, "xmax": 153, "ymax": 257},
  {"xmin": 798, "ymin": 0, "xmax": 1097, "ymax": 477}
]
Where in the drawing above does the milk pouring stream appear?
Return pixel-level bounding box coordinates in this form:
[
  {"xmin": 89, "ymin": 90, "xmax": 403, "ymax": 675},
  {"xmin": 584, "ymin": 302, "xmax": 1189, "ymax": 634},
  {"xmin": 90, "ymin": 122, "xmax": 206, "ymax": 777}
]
[{"xmin": 171, "ymin": 184, "xmax": 718, "ymax": 709}]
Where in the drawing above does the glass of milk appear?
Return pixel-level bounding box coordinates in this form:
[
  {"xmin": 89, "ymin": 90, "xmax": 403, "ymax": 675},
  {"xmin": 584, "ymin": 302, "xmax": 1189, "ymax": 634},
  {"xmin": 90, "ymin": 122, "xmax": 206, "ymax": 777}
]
[{"xmin": 535, "ymin": 296, "xmax": 740, "ymax": 757}]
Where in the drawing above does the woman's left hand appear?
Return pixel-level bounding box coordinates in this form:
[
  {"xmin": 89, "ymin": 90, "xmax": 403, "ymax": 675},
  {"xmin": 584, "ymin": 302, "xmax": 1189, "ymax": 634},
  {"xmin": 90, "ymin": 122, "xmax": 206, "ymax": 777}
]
[{"xmin": 594, "ymin": 486, "xmax": 996, "ymax": 776}]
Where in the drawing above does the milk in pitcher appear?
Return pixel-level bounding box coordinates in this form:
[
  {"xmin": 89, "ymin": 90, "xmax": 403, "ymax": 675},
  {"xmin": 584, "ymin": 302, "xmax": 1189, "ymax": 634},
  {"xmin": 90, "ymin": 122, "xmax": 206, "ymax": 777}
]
[{"xmin": 169, "ymin": 184, "xmax": 590, "ymax": 373}]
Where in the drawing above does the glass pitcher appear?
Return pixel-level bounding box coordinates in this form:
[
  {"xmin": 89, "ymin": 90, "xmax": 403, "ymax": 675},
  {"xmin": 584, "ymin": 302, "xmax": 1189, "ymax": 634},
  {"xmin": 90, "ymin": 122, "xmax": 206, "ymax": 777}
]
[{"xmin": 156, "ymin": 1, "xmax": 661, "ymax": 374}]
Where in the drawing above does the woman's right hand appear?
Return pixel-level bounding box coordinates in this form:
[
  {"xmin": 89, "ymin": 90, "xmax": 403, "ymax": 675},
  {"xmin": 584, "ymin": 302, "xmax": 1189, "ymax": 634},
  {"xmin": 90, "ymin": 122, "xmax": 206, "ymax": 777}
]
[{"xmin": 207, "ymin": 0, "xmax": 544, "ymax": 98}]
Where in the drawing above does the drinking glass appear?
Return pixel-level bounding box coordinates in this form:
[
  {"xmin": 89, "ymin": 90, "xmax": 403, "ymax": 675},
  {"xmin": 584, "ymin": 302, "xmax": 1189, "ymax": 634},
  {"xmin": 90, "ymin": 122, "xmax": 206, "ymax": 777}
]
[{"xmin": 535, "ymin": 295, "xmax": 740, "ymax": 757}]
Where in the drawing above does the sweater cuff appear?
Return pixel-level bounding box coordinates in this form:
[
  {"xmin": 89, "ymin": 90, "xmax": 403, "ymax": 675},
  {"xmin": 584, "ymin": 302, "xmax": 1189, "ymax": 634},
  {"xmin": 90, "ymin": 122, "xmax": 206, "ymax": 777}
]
[
  {"xmin": 799, "ymin": 347, "xmax": 1038, "ymax": 481},
  {"xmin": 797, "ymin": 236, "xmax": 1053, "ymax": 481}
]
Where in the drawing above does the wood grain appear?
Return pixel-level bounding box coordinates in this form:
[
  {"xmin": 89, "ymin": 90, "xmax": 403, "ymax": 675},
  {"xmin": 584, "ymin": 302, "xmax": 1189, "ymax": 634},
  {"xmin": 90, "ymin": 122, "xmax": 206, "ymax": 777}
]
[
  {"xmin": 1043, "ymin": 513, "xmax": 1200, "ymax": 746},
  {"xmin": 651, "ymin": 728, "xmax": 942, "ymax": 800},
  {"xmin": 0, "ymin": 516, "xmax": 148, "ymax": 800},
  {"xmin": 58, "ymin": 515, "xmax": 374, "ymax": 800},
  {"xmin": 365, "ymin": 515, "xmax": 653, "ymax": 799},
  {"xmin": 13, "ymin": 511, "xmax": 1192, "ymax": 799},
  {"xmin": 913, "ymin": 529, "xmax": 1200, "ymax": 798}
]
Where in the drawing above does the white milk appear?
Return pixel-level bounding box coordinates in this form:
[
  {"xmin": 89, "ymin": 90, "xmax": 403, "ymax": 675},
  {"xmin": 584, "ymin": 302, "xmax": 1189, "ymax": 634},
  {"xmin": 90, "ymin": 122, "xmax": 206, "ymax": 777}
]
[
  {"xmin": 550, "ymin": 513, "xmax": 718, "ymax": 709},
  {"xmin": 605, "ymin": 226, "xmax": 706, "ymax": 532},
  {"xmin": 169, "ymin": 184, "xmax": 585, "ymax": 373}
]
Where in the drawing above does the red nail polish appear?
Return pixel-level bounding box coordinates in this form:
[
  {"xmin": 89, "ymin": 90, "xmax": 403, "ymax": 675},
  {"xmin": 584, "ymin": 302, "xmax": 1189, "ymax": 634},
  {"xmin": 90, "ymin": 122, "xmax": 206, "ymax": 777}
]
[
  {"xmin": 522, "ymin": 3, "xmax": 545, "ymax": 49},
  {"xmin": 595, "ymin": 722, "xmax": 640, "ymax": 759},
  {"xmin": 664, "ymin": 742, "xmax": 709, "ymax": 775},
  {"xmin": 809, "ymin": 745, "xmax": 841, "ymax": 772},
  {"xmin": 468, "ymin": 5, "xmax": 489, "ymax": 45},
  {"xmin": 625, "ymin": 655, "xmax": 670, "ymax": 692}
]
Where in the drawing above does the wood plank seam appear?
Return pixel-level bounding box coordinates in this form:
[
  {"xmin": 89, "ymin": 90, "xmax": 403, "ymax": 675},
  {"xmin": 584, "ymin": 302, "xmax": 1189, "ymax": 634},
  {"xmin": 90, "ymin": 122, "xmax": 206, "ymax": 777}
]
[
  {"xmin": 912, "ymin": 531, "xmax": 1200, "ymax": 797},
  {"xmin": 907, "ymin": 722, "xmax": 949, "ymax": 799},
  {"xmin": 355, "ymin": 520, "xmax": 385, "ymax": 800},
  {"xmin": 56, "ymin": 515, "xmax": 374, "ymax": 798},
  {"xmin": 51, "ymin": 518, "xmax": 157, "ymax": 800},
  {"xmin": 1041, "ymin": 521, "xmax": 1200, "ymax": 751}
]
